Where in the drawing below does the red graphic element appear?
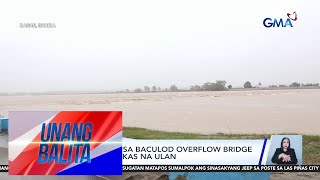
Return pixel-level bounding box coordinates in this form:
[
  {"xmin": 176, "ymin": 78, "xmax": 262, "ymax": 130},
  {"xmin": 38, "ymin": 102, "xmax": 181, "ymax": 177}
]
[
  {"xmin": 287, "ymin": 12, "xmax": 297, "ymax": 21},
  {"xmin": 9, "ymin": 111, "xmax": 122, "ymax": 175}
]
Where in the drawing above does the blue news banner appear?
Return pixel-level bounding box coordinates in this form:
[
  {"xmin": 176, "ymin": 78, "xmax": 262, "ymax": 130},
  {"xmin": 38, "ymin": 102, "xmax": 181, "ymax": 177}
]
[
  {"xmin": 121, "ymin": 137, "xmax": 319, "ymax": 172},
  {"xmin": 2, "ymin": 137, "xmax": 320, "ymax": 173}
]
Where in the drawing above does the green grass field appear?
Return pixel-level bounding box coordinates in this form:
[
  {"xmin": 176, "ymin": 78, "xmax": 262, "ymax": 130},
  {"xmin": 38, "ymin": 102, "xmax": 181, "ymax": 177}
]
[{"xmin": 124, "ymin": 127, "xmax": 320, "ymax": 164}]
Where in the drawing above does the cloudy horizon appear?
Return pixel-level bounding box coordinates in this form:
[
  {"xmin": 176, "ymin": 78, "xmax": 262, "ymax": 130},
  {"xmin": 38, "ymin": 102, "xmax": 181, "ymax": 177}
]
[{"xmin": 1, "ymin": 0, "xmax": 319, "ymax": 93}]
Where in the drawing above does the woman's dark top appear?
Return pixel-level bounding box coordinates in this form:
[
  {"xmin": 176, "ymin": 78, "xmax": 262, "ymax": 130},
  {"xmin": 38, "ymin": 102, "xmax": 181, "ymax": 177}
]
[{"xmin": 271, "ymin": 148, "xmax": 297, "ymax": 164}]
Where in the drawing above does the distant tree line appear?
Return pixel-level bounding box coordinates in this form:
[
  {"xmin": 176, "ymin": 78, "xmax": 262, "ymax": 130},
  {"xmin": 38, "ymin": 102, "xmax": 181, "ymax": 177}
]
[
  {"xmin": 269, "ymin": 82, "xmax": 319, "ymax": 88},
  {"xmin": 133, "ymin": 85, "xmax": 177, "ymax": 93},
  {"xmin": 190, "ymin": 80, "xmax": 229, "ymax": 91},
  {"xmin": 118, "ymin": 81, "xmax": 319, "ymax": 93},
  {"xmin": 244, "ymin": 81, "xmax": 253, "ymax": 88},
  {"xmin": 289, "ymin": 82, "xmax": 319, "ymax": 87}
]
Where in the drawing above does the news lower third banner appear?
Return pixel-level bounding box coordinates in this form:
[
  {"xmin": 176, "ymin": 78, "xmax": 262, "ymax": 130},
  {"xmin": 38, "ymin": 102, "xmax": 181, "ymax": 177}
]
[
  {"xmin": 122, "ymin": 135, "xmax": 313, "ymax": 172},
  {"xmin": 4, "ymin": 135, "xmax": 319, "ymax": 173},
  {"xmin": 8, "ymin": 111, "xmax": 122, "ymax": 175},
  {"xmin": 4, "ymin": 111, "xmax": 315, "ymax": 174},
  {"xmin": 123, "ymin": 135, "xmax": 303, "ymax": 167},
  {"xmin": 123, "ymin": 139, "xmax": 265, "ymax": 165}
]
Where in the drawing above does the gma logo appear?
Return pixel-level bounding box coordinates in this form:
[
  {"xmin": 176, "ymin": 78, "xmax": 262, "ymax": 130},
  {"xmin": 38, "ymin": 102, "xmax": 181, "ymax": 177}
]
[
  {"xmin": 263, "ymin": 12, "xmax": 297, "ymax": 28},
  {"xmin": 263, "ymin": 18, "xmax": 293, "ymax": 28}
]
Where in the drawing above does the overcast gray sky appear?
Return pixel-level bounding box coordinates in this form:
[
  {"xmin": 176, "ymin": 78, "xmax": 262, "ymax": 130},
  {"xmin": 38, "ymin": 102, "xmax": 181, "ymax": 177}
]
[{"xmin": 0, "ymin": 0, "xmax": 319, "ymax": 92}]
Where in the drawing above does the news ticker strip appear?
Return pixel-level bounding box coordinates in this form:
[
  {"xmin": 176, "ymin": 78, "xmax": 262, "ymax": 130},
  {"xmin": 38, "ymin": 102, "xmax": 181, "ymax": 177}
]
[
  {"xmin": 123, "ymin": 165, "xmax": 320, "ymax": 172},
  {"xmin": 0, "ymin": 165, "xmax": 8, "ymax": 172},
  {"xmin": 1, "ymin": 165, "xmax": 320, "ymax": 173}
]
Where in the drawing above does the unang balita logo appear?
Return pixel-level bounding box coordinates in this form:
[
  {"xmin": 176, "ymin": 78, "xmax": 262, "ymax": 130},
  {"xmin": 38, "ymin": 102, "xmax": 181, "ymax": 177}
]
[{"xmin": 263, "ymin": 12, "xmax": 297, "ymax": 28}]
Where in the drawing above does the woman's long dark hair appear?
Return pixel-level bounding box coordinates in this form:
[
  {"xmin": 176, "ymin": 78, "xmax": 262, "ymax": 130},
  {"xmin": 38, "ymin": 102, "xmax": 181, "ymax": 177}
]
[{"xmin": 280, "ymin": 137, "xmax": 291, "ymax": 149}]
